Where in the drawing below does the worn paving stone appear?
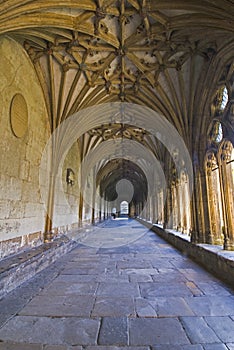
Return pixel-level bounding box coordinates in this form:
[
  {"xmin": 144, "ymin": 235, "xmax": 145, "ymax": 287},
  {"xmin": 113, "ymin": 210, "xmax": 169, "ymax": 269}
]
[
  {"xmin": 61, "ymin": 267, "xmax": 105, "ymax": 275},
  {"xmin": 97, "ymin": 282, "xmax": 140, "ymax": 297},
  {"xmin": 193, "ymin": 281, "xmax": 232, "ymax": 296},
  {"xmin": 203, "ymin": 344, "xmax": 229, "ymax": 349},
  {"xmin": 0, "ymin": 316, "xmax": 100, "ymax": 345},
  {"xmin": 180, "ymin": 316, "xmax": 221, "ymax": 344},
  {"xmin": 129, "ymin": 318, "xmax": 190, "ymax": 345},
  {"xmin": 54, "ymin": 274, "xmax": 98, "ymax": 283},
  {"xmin": 120, "ymin": 268, "xmax": 158, "ymax": 276},
  {"xmin": 135, "ymin": 298, "xmax": 157, "ymax": 317},
  {"xmin": 98, "ymin": 317, "xmax": 128, "ymax": 346},
  {"xmin": 205, "ymin": 317, "xmax": 234, "ymax": 342},
  {"xmin": 0, "ymin": 343, "xmax": 42, "ymax": 350},
  {"xmin": 138, "ymin": 297, "xmax": 194, "ymax": 317},
  {"xmin": 86, "ymin": 347, "xmax": 150, "ymax": 350},
  {"xmin": 139, "ymin": 282, "xmax": 193, "ymax": 298},
  {"xmin": 96, "ymin": 274, "xmax": 129, "ymax": 283},
  {"xmin": 179, "ymin": 268, "xmax": 219, "ymax": 282},
  {"xmin": 152, "ymin": 268, "xmax": 188, "ymax": 283},
  {"xmin": 43, "ymin": 346, "xmax": 83, "ymax": 350},
  {"xmin": 19, "ymin": 295, "xmax": 95, "ymax": 317},
  {"xmin": 39, "ymin": 281, "xmax": 98, "ymax": 296},
  {"xmin": 184, "ymin": 296, "xmax": 234, "ymax": 316},
  {"xmin": 227, "ymin": 344, "xmax": 234, "ymax": 350},
  {"xmin": 128, "ymin": 274, "xmax": 153, "ymax": 282},
  {"xmin": 92, "ymin": 297, "xmax": 135, "ymax": 317},
  {"xmin": 116, "ymin": 260, "xmax": 152, "ymax": 269},
  {"xmin": 151, "ymin": 345, "xmax": 204, "ymax": 350}
]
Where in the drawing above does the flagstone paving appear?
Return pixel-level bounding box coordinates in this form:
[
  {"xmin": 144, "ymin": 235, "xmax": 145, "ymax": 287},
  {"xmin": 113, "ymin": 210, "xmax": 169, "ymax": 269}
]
[{"xmin": 0, "ymin": 218, "xmax": 234, "ymax": 349}]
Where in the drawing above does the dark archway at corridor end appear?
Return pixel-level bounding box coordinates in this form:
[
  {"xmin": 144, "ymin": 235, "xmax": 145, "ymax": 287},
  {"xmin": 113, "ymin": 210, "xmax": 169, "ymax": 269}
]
[{"xmin": 97, "ymin": 158, "xmax": 148, "ymax": 218}]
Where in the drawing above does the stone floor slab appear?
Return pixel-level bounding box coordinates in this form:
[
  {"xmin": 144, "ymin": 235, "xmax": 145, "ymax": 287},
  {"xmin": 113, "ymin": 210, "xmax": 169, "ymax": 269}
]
[
  {"xmin": 0, "ymin": 316, "xmax": 100, "ymax": 345},
  {"xmin": 180, "ymin": 316, "xmax": 221, "ymax": 344},
  {"xmin": 129, "ymin": 318, "xmax": 190, "ymax": 345},
  {"xmin": 184, "ymin": 296, "xmax": 234, "ymax": 316},
  {"xmin": 92, "ymin": 297, "xmax": 135, "ymax": 317},
  {"xmin": 39, "ymin": 281, "xmax": 98, "ymax": 296},
  {"xmin": 19, "ymin": 295, "xmax": 95, "ymax": 317},
  {"xmin": 203, "ymin": 344, "xmax": 229, "ymax": 349},
  {"xmin": 143, "ymin": 297, "xmax": 194, "ymax": 317},
  {"xmin": 139, "ymin": 282, "xmax": 193, "ymax": 298},
  {"xmin": 0, "ymin": 343, "xmax": 42, "ymax": 350},
  {"xmin": 151, "ymin": 345, "xmax": 203, "ymax": 350},
  {"xmin": 97, "ymin": 282, "xmax": 140, "ymax": 297},
  {"xmin": 98, "ymin": 317, "xmax": 128, "ymax": 346},
  {"xmin": 86, "ymin": 347, "xmax": 150, "ymax": 350},
  {"xmin": 205, "ymin": 317, "xmax": 234, "ymax": 342}
]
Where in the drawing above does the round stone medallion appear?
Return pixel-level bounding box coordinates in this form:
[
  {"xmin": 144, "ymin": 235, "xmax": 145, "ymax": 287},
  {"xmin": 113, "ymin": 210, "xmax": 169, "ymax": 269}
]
[{"xmin": 10, "ymin": 93, "xmax": 28, "ymax": 138}]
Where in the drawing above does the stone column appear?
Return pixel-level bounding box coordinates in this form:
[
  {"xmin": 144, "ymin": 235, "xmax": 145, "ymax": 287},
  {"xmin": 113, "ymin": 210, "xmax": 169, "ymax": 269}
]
[
  {"xmin": 190, "ymin": 166, "xmax": 207, "ymax": 243},
  {"xmin": 219, "ymin": 142, "xmax": 234, "ymax": 250},
  {"xmin": 44, "ymin": 172, "xmax": 56, "ymax": 242},
  {"xmin": 205, "ymin": 153, "xmax": 223, "ymax": 245}
]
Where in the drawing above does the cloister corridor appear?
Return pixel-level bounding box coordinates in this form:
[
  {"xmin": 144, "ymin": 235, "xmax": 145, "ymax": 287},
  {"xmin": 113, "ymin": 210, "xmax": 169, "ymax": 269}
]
[{"xmin": 0, "ymin": 218, "xmax": 234, "ymax": 349}]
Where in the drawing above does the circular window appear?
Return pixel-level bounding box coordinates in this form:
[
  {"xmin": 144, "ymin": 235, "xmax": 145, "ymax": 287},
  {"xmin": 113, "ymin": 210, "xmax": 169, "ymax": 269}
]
[{"xmin": 10, "ymin": 93, "xmax": 28, "ymax": 138}]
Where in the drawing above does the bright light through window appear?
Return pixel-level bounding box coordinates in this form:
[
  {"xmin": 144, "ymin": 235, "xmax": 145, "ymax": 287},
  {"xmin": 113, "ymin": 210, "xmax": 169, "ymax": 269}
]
[{"xmin": 220, "ymin": 86, "xmax": 228, "ymax": 110}]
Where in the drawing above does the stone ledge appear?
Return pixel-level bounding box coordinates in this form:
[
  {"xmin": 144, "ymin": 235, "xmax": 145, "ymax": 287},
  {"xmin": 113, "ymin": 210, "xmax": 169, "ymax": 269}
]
[
  {"xmin": 138, "ymin": 219, "xmax": 234, "ymax": 288},
  {"xmin": 0, "ymin": 235, "xmax": 77, "ymax": 299}
]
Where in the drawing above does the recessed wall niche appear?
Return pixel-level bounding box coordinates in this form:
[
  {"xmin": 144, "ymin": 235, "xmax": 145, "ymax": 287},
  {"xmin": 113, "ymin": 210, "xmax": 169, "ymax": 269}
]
[{"xmin": 10, "ymin": 93, "xmax": 28, "ymax": 138}]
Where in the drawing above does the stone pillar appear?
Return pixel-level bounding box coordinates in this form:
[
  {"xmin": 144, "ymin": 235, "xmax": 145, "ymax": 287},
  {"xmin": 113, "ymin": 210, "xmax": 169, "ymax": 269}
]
[
  {"xmin": 78, "ymin": 192, "xmax": 83, "ymax": 227},
  {"xmin": 164, "ymin": 185, "xmax": 173, "ymax": 229},
  {"xmin": 219, "ymin": 142, "xmax": 234, "ymax": 250},
  {"xmin": 190, "ymin": 166, "xmax": 207, "ymax": 244},
  {"xmin": 205, "ymin": 153, "xmax": 223, "ymax": 245}
]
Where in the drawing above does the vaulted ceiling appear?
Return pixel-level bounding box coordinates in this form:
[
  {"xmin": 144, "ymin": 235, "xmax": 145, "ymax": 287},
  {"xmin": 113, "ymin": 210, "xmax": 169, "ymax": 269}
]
[{"xmin": 1, "ymin": 0, "xmax": 234, "ymax": 198}]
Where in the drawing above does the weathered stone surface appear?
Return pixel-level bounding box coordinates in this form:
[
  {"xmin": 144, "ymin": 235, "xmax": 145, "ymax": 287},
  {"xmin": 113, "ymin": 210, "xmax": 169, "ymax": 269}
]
[
  {"xmin": 194, "ymin": 281, "xmax": 231, "ymax": 296},
  {"xmin": 135, "ymin": 296, "xmax": 194, "ymax": 317},
  {"xmin": 98, "ymin": 317, "xmax": 128, "ymax": 346},
  {"xmin": 184, "ymin": 296, "xmax": 234, "ymax": 316},
  {"xmin": 129, "ymin": 318, "xmax": 190, "ymax": 345},
  {"xmin": 19, "ymin": 295, "xmax": 95, "ymax": 317},
  {"xmin": 0, "ymin": 343, "xmax": 42, "ymax": 350},
  {"xmin": 139, "ymin": 282, "xmax": 193, "ymax": 298},
  {"xmin": 151, "ymin": 345, "xmax": 203, "ymax": 350},
  {"xmin": 204, "ymin": 317, "xmax": 234, "ymax": 342},
  {"xmin": 86, "ymin": 347, "xmax": 150, "ymax": 350},
  {"xmin": 135, "ymin": 297, "xmax": 157, "ymax": 317},
  {"xmin": 39, "ymin": 281, "xmax": 98, "ymax": 296},
  {"xmin": 203, "ymin": 344, "xmax": 230, "ymax": 349},
  {"xmin": 97, "ymin": 282, "xmax": 140, "ymax": 297},
  {"xmin": 0, "ymin": 316, "xmax": 100, "ymax": 345},
  {"xmin": 92, "ymin": 297, "xmax": 135, "ymax": 317},
  {"xmin": 180, "ymin": 316, "xmax": 221, "ymax": 344}
]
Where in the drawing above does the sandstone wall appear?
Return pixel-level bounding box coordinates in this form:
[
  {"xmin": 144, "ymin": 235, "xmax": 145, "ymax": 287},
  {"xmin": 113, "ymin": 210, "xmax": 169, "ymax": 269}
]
[
  {"xmin": 0, "ymin": 36, "xmax": 82, "ymax": 257},
  {"xmin": 0, "ymin": 36, "xmax": 51, "ymax": 256}
]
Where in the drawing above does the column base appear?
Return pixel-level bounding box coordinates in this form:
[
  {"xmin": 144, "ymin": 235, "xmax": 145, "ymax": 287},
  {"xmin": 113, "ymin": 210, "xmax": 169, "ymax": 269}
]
[
  {"xmin": 224, "ymin": 238, "xmax": 234, "ymax": 251},
  {"xmin": 44, "ymin": 231, "xmax": 53, "ymax": 243}
]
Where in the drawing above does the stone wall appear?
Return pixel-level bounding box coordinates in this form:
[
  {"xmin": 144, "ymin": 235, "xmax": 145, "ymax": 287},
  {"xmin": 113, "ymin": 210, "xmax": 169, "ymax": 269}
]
[
  {"xmin": 52, "ymin": 141, "xmax": 81, "ymax": 234},
  {"xmin": 0, "ymin": 36, "xmax": 50, "ymax": 257}
]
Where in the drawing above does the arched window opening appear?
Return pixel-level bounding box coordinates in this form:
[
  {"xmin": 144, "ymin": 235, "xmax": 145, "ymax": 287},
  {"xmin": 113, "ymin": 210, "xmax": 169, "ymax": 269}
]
[{"xmin": 120, "ymin": 201, "xmax": 129, "ymax": 215}]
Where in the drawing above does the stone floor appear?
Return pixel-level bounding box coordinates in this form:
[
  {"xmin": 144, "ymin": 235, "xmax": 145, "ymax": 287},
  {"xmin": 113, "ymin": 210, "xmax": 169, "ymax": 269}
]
[{"xmin": 0, "ymin": 218, "xmax": 234, "ymax": 349}]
